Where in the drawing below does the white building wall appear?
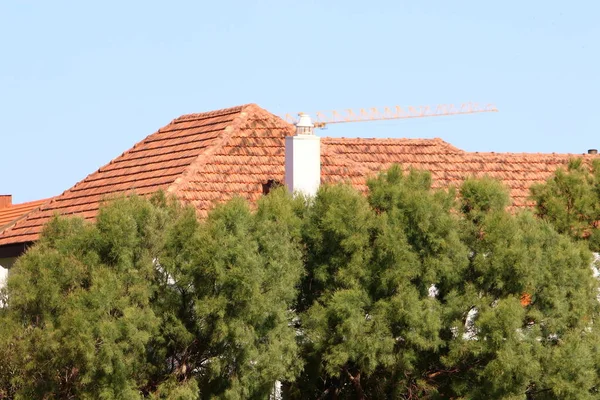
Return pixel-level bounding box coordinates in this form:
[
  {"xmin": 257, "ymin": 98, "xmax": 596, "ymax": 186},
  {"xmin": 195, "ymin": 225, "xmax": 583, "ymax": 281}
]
[
  {"xmin": 0, "ymin": 264, "xmax": 7, "ymax": 291},
  {"xmin": 0, "ymin": 264, "xmax": 7, "ymax": 308}
]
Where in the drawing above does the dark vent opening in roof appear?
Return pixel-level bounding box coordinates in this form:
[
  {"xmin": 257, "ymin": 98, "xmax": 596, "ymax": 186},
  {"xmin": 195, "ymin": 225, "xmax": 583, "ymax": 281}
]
[{"xmin": 262, "ymin": 179, "xmax": 281, "ymax": 195}]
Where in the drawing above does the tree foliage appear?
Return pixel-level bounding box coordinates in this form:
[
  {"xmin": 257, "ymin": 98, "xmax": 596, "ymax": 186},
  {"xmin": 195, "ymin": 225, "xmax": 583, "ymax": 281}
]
[
  {"xmin": 1, "ymin": 165, "xmax": 600, "ymax": 399},
  {"xmin": 0, "ymin": 191, "xmax": 303, "ymax": 399},
  {"xmin": 289, "ymin": 166, "xmax": 600, "ymax": 399},
  {"xmin": 531, "ymin": 158, "xmax": 600, "ymax": 251}
]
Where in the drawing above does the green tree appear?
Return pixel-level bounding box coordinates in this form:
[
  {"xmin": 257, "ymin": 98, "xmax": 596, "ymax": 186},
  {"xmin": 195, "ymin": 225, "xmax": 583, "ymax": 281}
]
[
  {"xmin": 0, "ymin": 190, "xmax": 304, "ymax": 399},
  {"xmin": 2, "ymin": 165, "xmax": 600, "ymax": 399},
  {"xmin": 531, "ymin": 158, "xmax": 600, "ymax": 251},
  {"xmin": 173, "ymin": 192, "xmax": 304, "ymax": 399},
  {"xmin": 0, "ymin": 197, "xmax": 167, "ymax": 399},
  {"xmin": 289, "ymin": 166, "xmax": 600, "ymax": 399}
]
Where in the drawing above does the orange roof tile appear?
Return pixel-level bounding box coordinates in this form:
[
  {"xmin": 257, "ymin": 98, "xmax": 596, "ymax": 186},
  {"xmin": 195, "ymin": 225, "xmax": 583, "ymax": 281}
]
[
  {"xmin": 0, "ymin": 198, "xmax": 51, "ymax": 232},
  {"xmin": 0, "ymin": 103, "xmax": 596, "ymax": 247},
  {"xmin": 321, "ymin": 139, "xmax": 594, "ymax": 209}
]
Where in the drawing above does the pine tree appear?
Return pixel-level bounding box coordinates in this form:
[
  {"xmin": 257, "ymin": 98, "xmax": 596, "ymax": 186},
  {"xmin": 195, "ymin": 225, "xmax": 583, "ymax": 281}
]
[
  {"xmin": 173, "ymin": 191, "xmax": 304, "ymax": 399},
  {"xmin": 0, "ymin": 195, "xmax": 174, "ymax": 398},
  {"xmin": 289, "ymin": 165, "xmax": 600, "ymax": 399},
  {"xmin": 531, "ymin": 158, "xmax": 600, "ymax": 251},
  {"xmin": 0, "ymin": 189, "xmax": 304, "ymax": 399},
  {"xmin": 2, "ymin": 165, "xmax": 600, "ymax": 399}
]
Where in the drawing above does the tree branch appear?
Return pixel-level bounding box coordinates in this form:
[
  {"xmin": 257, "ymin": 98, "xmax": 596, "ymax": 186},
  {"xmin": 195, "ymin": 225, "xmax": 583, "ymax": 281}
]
[{"xmin": 344, "ymin": 366, "xmax": 366, "ymax": 400}]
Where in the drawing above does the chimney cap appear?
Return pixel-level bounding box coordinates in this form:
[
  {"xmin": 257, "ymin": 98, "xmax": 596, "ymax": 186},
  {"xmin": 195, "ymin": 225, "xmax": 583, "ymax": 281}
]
[
  {"xmin": 588, "ymin": 149, "xmax": 598, "ymax": 155},
  {"xmin": 295, "ymin": 113, "xmax": 315, "ymax": 136}
]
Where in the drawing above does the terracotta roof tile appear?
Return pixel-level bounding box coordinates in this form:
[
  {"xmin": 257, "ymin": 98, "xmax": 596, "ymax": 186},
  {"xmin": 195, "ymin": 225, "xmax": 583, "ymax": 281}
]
[
  {"xmin": 0, "ymin": 105, "xmax": 250, "ymax": 246},
  {"xmin": 1, "ymin": 103, "xmax": 597, "ymax": 247},
  {"xmin": 170, "ymin": 106, "xmax": 294, "ymax": 217},
  {"xmin": 0, "ymin": 198, "xmax": 51, "ymax": 233},
  {"xmin": 321, "ymin": 140, "xmax": 597, "ymax": 209}
]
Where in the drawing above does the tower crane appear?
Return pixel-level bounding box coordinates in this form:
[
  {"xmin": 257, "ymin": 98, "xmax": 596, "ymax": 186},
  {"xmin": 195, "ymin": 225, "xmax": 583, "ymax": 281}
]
[{"xmin": 283, "ymin": 102, "xmax": 498, "ymax": 129}]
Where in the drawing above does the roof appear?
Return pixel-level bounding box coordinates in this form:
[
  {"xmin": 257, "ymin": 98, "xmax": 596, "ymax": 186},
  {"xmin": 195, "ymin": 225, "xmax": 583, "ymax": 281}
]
[
  {"xmin": 0, "ymin": 104, "xmax": 294, "ymax": 246},
  {"xmin": 0, "ymin": 198, "xmax": 50, "ymax": 232},
  {"xmin": 321, "ymin": 139, "xmax": 589, "ymax": 208},
  {"xmin": 0, "ymin": 103, "xmax": 596, "ymax": 247}
]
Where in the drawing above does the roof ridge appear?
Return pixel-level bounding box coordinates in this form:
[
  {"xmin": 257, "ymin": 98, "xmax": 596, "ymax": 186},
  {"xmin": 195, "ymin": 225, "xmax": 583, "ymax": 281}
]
[
  {"xmin": 431, "ymin": 137, "xmax": 465, "ymax": 153},
  {"xmin": 166, "ymin": 104, "xmax": 255, "ymax": 196},
  {"xmin": 323, "ymin": 137, "xmax": 440, "ymax": 142},
  {"xmin": 321, "ymin": 137, "xmax": 465, "ymax": 153},
  {"xmin": 8, "ymin": 197, "xmax": 52, "ymax": 208},
  {"xmin": 173, "ymin": 104, "xmax": 255, "ymax": 123},
  {"xmin": 467, "ymin": 151, "xmax": 592, "ymax": 157}
]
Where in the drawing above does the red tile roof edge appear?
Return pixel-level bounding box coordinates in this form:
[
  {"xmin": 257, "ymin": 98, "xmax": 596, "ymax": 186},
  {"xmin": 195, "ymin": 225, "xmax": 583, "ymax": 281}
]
[{"xmin": 0, "ymin": 198, "xmax": 53, "ymax": 234}]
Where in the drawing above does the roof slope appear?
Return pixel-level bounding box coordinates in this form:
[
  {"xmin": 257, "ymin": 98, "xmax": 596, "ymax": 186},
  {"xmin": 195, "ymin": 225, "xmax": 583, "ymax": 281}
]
[
  {"xmin": 0, "ymin": 198, "xmax": 50, "ymax": 231},
  {"xmin": 321, "ymin": 137, "xmax": 465, "ymax": 191},
  {"xmin": 444, "ymin": 152, "xmax": 586, "ymax": 208},
  {"xmin": 322, "ymin": 139, "xmax": 594, "ymax": 208},
  {"xmin": 0, "ymin": 105, "xmax": 254, "ymax": 245},
  {"xmin": 168, "ymin": 105, "xmax": 294, "ymax": 217},
  {"xmin": 0, "ymin": 103, "xmax": 596, "ymax": 247}
]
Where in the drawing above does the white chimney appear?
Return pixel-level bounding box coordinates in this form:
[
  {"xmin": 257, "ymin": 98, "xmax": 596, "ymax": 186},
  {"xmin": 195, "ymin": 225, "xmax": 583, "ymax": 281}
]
[{"xmin": 285, "ymin": 113, "xmax": 321, "ymax": 196}]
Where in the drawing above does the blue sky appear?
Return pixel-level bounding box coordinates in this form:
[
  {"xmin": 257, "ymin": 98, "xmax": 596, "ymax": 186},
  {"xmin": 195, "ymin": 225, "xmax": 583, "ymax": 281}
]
[{"xmin": 1, "ymin": 1, "xmax": 598, "ymax": 203}]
